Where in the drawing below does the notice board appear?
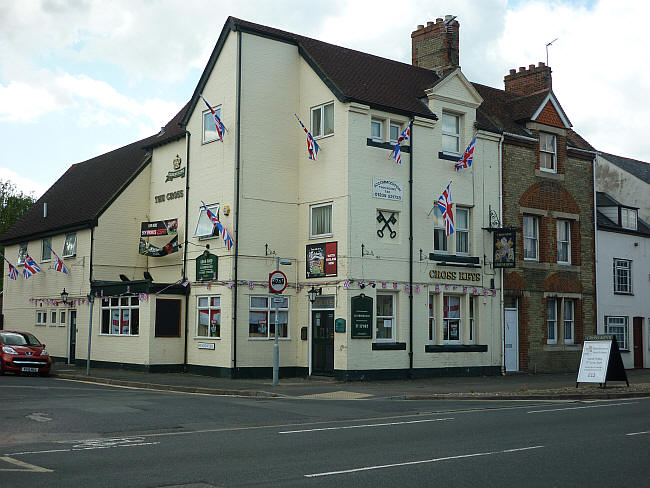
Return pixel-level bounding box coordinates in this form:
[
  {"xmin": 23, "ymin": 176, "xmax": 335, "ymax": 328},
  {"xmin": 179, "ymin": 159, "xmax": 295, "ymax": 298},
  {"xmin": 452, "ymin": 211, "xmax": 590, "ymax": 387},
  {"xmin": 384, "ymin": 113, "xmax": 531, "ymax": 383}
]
[{"xmin": 577, "ymin": 335, "xmax": 629, "ymax": 386}]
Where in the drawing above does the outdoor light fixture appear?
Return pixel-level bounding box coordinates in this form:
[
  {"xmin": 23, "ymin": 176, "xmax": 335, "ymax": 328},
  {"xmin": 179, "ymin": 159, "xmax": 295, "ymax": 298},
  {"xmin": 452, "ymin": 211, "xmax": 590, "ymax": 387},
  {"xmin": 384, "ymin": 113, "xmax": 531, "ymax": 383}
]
[
  {"xmin": 307, "ymin": 286, "xmax": 322, "ymax": 303},
  {"xmin": 60, "ymin": 288, "xmax": 70, "ymax": 305}
]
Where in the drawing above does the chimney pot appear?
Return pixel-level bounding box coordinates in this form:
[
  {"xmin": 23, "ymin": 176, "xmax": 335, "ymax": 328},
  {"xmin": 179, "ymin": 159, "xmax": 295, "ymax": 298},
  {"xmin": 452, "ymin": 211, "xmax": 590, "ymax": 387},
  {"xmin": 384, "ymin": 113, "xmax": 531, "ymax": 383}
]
[
  {"xmin": 538, "ymin": 61, "xmax": 545, "ymax": 67},
  {"xmin": 417, "ymin": 24, "xmax": 424, "ymax": 30},
  {"xmin": 427, "ymin": 21, "xmax": 434, "ymax": 27},
  {"xmin": 519, "ymin": 67, "xmax": 526, "ymax": 72},
  {"xmin": 412, "ymin": 15, "xmax": 460, "ymax": 74},
  {"xmin": 509, "ymin": 69, "xmax": 516, "ymax": 75},
  {"xmin": 436, "ymin": 17, "xmax": 443, "ymax": 23},
  {"xmin": 529, "ymin": 64, "xmax": 535, "ymax": 70},
  {"xmin": 444, "ymin": 14, "xmax": 453, "ymax": 21}
]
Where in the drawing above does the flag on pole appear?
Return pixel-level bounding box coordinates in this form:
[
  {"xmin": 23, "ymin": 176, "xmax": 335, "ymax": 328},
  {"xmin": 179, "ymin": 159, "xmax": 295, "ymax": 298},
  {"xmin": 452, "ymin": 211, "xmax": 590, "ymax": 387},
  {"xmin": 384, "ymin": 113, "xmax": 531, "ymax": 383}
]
[
  {"xmin": 389, "ymin": 126, "xmax": 410, "ymax": 165},
  {"xmin": 44, "ymin": 241, "xmax": 68, "ymax": 274},
  {"xmin": 436, "ymin": 183, "xmax": 454, "ymax": 235},
  {"xmin": 23, "ymin": 254, "xmax": 41, "ymax": 278},
  {"xmin": 200, "ymin": 94, "xmax": 227, "ymax": 142},
  {"xmin": 455, "ymin": 136, "xmax": 476, "ymax": 171},
  {"xmin": 201, "ymin": 201, "xmax": 235, "ymax": 251},
  {"xmin": 295, "ymin": 114, "xmax": 319, "ymax": 160},
  {"xmin": 0, "ymin": 253, "xmax": 19, "ymax": 280}
]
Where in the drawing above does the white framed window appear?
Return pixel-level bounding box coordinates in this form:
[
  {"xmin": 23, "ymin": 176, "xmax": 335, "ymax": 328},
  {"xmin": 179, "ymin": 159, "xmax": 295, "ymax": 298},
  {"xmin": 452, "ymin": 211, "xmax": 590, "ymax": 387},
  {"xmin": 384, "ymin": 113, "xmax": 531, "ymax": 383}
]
[
  {"xmin": 36, "ymin": 310, "xmax": 47, "ymax": 325},
  {"xmin": 442, "ymin": 112, "xmax": 461, "ymax": 154},
  {"xmin": 249, "ymin": 296, "xmax": 289, "ymax": 339},
  {"xmin": 202, "ymin": 106, "xmax": 223, "ymax": 143},
  {"xmin": 605, "ymin": 316, "xmax": 629, "ymax": 350},
  {"xmin": 371, "ymin": 120, "xmax": 383, "ymax": 142},
  {"xmin": 621, "ymin": 208, "xmax": 638, "ymax": 230},
  {"xmin": 546, "ymin": 298, "xmax": 557, "ymax": 344},
  {"xmin": 443, "ymin": 295, "xmax": 461, "ymax": 343},
  {"xmin": 376, "ymin": 293, "xmax": 395, "ymax": 342},
  {"xmin": 194, "ymin": 203, "xmax": 220, "ymax": 239},
  {"xmin": 557, "ymin": 219, "xmax": 571, "ymax": 264},
  {"xmin": 523, "ymin": 215, "xmax": 539, "ymax": 261},
  {"xmin": 428, "ymin": 294, "xmax": 436, "ymax": 343},
  {"xmin": 17, "ymin": 243, "xmax": 27, "ymax": 265},
  {"xmin": 311, "ymin": 102, "xmax": 334, "ymax": 138},
  {"xmin": 613, "ymin": 258, "xmax": 632, "ymax": 294},
  {"xmin": 50, "ymin": 310, "xmax": 57, "ymax": 326},
  {"xmin": 197, "ymin": 296, "xmax": 221, "ymax": 338},
  {"xmin": 456, "ymin": 208, "xmax": 470, "ymax": 255},
  {"xmin": 563, "ymin": 299, "xmax": 574, "ymax": 344},
  {"xmin": 540, "ymin": 132, "xmax": 556, "ymax": 172},
  {"xmin": 62, "ymin": 233, "xmax": 77, "ymax": 257},
  {"xmin": 101, "ymin": 297, "xmax": 140, "ymax": 336},
  {"xmin": 433, "ymin": 206, "xmax": 448, "ymax": 253},
  {"xmin": 310, "ymin": 202, "xmax": 332, "ymax": 238},
  {"xmin": 60, "ymin": 310, "xmax": 67, "ymax": 327},
  {"xmin": 42, "ymin": 237, "xmax": 52, "ymax": 262},
  {"xmin": 389, "ymin": 123, "xmax": 401, "ymax": 143}
]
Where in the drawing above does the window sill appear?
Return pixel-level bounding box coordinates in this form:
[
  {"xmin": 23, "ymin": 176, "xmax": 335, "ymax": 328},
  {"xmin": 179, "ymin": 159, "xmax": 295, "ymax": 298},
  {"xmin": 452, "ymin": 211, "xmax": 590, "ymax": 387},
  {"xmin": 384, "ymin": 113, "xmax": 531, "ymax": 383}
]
[
  {"xmin": 248, "ymin": 337, "xmax": 291, "ymax": 341},
  {"xmin": 613, "ymin": 291, "xmax": 634, "ymax": 296},
  {"xmin": 523, "ymin": 260, "xmax": 549, "ymax": 270},
  {"xmin": 372, "ymin": 342, "xmax": 406, "ymax": 350},
  {"xmin": 98, "ymin": 334, "xmax": 140, "ymax": 337},
  {"xmin": 194, "ymin": 337, "xmax": 221, "ymax": 340},
  {"xmin": 425, "ymin": 344, "xmax": 488, "ymax": 353},
  {"xmin": 366, "ymin": 138, "xmax": 410, "ymax": 152},
  {"xmin": 309, "ymin": 234, "xmax": 333, "ymax": 240},
  {"xmin": 438, "ymin": 152, "xmax": 460, "ymax": 162},
  {"xmin": 62, "ymin": 254, "xmax": 76, "ymax": 259},
  {"xmin": 314, "ymin": 133, "xmax": 334, "ymax": 141},
  {"xmin": 535, "ymin": 169, "xmax": 565, "ymax": 181},
  {"xmin": 543, "ymin": 344, "xmax": 582, "ymax": 352}
]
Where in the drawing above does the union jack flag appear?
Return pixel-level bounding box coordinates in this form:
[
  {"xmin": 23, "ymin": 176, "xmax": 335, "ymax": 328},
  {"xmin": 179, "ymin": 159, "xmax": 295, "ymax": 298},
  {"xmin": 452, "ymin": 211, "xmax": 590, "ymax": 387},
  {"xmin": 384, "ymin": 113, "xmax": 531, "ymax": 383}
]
[
  {"xmin": 200, "ymin": 94, "xmax": 227, "ymax": 142},
  {"xmin": 436, "ymin": 183, "xmax": 454, "ymax": 235},
  {"xmin": 44, "ymin": 241, "xmax": 68, "ymax": 274},
  {"xmin": 23, "ymin": 254, "xmax": 41, "ymax": 278},
  {"xmin": 295, "ymin": 114, "xmax": 319, "ymax": 160},
  {"xmin": 389, "ymin": 126, "xmax": 410, "ymax": 165},
  {"xmin": 201, "ymin": 201, "xmax": 234, "ymax": 251},
  {"xmin": 455, "ymin": 136, "xmax": 476, "ymax": 171},
  {"xmin": 8, "ymin": 262, "xmax": 18, "ymax": 280}
]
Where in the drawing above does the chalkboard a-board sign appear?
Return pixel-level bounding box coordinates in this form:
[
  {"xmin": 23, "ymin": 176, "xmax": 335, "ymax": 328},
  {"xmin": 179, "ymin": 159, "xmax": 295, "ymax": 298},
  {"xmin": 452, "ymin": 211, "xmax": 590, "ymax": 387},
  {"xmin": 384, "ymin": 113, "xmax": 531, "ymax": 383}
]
[
  {"xmin": 577, "ymin": 335, "xmax": 629, "ymax": 387},
  {"xmin": 351, "ymin": 294, "xmax": 372, "ymax": 339}
]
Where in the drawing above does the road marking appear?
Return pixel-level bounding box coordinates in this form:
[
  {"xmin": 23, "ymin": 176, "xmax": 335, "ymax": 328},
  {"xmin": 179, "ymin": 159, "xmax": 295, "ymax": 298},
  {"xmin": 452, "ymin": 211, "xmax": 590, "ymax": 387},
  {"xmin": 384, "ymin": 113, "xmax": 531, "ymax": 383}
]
[
  {"xmin": 304, "ymin": 445, "xmax": 544, "ymax": 478},
  {"xmin": 527, "ymin": 402, "xmax": 637, "ymax": 414},
  {"xmin": 280, "ymin": 417, "xmax": 454, "ymax": 434},
  {"xmin": 26, "ymin": 412, "xmax": 52, "ymax": 422},
  {"xmin": 626, "ymin": 431, "xmax": 650, "ymax": 436},
  {"xmin": 5, "ymin": 440, "xmax": 159, "ymax": 457},
  {"xmin": 0, "ymin": 456, "xmax": 53, "ymax": 472},
  {"xmin": 8, "ymin": 449, "xmax": 70, "ymax": 456}
]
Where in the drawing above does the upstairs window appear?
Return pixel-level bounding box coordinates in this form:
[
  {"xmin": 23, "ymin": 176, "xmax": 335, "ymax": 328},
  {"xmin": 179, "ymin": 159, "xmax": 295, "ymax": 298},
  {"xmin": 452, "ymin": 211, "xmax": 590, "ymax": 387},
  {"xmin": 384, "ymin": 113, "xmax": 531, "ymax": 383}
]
[
  {"xmin": 41, "ymin": 237, "xmax": 52, "ymax": 262},
  {"xmin": 371, "ymin": 120, "xmax": 383, "ymax": 142},
  {"xmin": 621, "ymin": 208, "xmax": 638, "ymax": 230},
  {"xmin": 613, "ymin": 258, "xmax": 632, "ymax": 294},
  {"xmin": 62, "ymin": 233, "xmax": 77, "ymax": 257},
  {"xmin": 311, "ymin": 102, "xmax": 334, "ymax": 138},
  {"xmin": 390, "ymin": 123, "xmax": 401, "ymax": 143},
  {"xmin": 442, "ymin": 113, "xmax": 460, "ymax": 154},
  {"xmin": 202, "ymin": 106, "xmax": 223, "ymax": 143},
  {"xmin": 194, "ymin": 203, "xmax": 220, "ymax": 239},
  {"xmin": 557, "ymin": 220, "xmax": 571, "ymax": 264},
  {"xmin": 433, "ymin": 206, "xmax": 448, "ymax": 253},
  {"xmin": 523, "ymin": 215, "xmax": 539, "ymax": 261},
  {"xmin": 310, "ymin": 202, "xmax": 332, "ymax": 238},
  {"xmin": 540, "ymin": 132, "xmax": 557, "ymax": 172},
  {"xmin": 456, "ymin": 208, "xmax": 470, "ymax": 255},
  {"xmin": 17, "ymin": 243, "xmax": 27, "ymax": 265}
]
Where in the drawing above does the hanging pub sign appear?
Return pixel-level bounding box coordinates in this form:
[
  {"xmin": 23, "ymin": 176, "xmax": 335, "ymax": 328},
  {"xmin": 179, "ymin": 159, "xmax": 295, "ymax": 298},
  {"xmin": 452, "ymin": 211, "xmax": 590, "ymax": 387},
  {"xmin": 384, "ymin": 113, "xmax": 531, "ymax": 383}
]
[
  {"xmin": 139, "ymin": 235, "xmax": 179, "ymax": 257},
  {"xmin": 141, "ymin": 219, "xmax": 179, "ymax": 237},
  {"xmin": 351, "ymin": 294, "xmax": 372, "ymax": 339},
  {"xmin": 196, "ymin": 251, "xmax": 218, "ymax": 281},
  {"xmin": 306, "ymin": 241, "xmax": 337, "ymax": 278},
  {"xmin": 493, "ymin": 228, "xmax": 516, "ymax": 268}
]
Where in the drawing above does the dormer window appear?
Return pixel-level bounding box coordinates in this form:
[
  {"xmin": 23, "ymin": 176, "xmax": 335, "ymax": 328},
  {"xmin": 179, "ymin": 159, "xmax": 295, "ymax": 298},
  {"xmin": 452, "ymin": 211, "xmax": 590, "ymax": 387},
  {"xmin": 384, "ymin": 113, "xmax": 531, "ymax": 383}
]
[
  {"xmin": 540, "ymin": 132, "xmax": 556, "ymax": 172},
  {"xmin": 442, "ymin": 113, "xmax": 460, "ymax": 154},
  {"xmin": 620, "ymin": 207, "xmax": 637, "ymax": 230}
]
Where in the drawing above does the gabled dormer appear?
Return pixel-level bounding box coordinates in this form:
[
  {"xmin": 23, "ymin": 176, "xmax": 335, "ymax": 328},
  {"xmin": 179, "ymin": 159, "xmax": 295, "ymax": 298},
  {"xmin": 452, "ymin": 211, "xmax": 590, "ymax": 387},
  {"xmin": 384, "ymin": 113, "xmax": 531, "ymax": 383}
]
[{"xmin": 597, "ymin": 192, "xmax": 640, "ymax": 231}]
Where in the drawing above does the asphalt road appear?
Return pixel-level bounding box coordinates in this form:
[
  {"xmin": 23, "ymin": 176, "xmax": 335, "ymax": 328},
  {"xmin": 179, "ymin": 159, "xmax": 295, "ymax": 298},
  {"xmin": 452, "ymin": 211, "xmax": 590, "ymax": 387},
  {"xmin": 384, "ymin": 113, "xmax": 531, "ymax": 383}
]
[{"xmin": 2, "ymin": 375, "xmax": 650, "ymax": 487}]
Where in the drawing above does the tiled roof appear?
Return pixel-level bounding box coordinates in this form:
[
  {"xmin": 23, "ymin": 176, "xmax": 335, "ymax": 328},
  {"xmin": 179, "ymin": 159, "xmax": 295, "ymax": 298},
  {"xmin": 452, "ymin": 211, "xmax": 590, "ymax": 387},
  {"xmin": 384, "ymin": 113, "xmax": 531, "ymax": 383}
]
[
  {"xmin": 0, "ymin": 104, "xmax": 188, "ymax": 245},
  {"xmin": 596, "ymin": 192, "xmax": 650, "ymax": 237},
  {"xmin": 599, "ymin": 152, "xmax": 650, "ymax": 184},
  {"xmin": 596, "ymin": 191, "xmax": 622, "ymax": 207}
]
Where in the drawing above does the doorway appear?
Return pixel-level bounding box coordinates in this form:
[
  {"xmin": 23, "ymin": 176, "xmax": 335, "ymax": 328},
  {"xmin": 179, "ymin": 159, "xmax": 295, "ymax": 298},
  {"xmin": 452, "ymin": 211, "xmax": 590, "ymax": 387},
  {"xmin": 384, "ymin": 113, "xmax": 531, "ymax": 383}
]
[
  {"xmin": 68, "ymin": 310, "xmax": 77, "ymax": 364},
  {"xmin": 504, "ymin": 308, "xmax": 519, "ymax": 372},
  {"xmin": 633, "ymin": 317, "xmax": 644, "ymax": 369},
  {"xmin": 312, "ymin": 310, "xmax": 334, "ymax": 375}
]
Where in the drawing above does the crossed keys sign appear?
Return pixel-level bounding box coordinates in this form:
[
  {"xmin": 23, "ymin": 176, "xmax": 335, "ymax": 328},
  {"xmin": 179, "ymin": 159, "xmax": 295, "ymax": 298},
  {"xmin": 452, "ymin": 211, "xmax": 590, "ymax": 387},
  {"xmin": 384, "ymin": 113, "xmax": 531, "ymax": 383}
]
[{"xmin": 377, "ymin": 211, "xmax": 397, "ymax": 239}]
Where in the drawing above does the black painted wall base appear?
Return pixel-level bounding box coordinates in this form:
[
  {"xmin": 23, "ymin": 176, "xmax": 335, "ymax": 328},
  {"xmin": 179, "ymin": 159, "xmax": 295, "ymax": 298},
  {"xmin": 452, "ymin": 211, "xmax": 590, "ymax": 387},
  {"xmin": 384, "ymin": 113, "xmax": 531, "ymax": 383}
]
[{"xmin": 334, "ymin": 365, "xmax": 501, "ymax": 382}]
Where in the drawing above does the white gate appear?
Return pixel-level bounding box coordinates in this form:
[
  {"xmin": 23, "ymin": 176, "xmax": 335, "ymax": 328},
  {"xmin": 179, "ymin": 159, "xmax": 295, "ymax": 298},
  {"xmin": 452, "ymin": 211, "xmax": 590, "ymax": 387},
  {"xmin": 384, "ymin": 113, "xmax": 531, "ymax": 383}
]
[{"xmin": 504, "ymin": 308, "xmax": 519, "ymax": 372}]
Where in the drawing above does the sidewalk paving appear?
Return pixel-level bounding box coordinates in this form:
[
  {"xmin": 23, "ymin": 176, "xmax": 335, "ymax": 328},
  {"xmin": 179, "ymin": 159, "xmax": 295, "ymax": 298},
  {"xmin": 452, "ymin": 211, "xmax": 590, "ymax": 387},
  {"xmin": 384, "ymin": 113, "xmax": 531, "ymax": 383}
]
[{"xmin": 50, "ymin": 362, "xmax": 650, "ymax": 401}]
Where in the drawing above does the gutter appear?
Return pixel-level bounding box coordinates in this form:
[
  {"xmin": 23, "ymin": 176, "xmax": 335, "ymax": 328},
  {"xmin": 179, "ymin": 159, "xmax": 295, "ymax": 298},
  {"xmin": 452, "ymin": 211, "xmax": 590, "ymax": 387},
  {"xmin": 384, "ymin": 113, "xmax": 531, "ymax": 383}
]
[
  {"xmin": 592, "ymin": 154, "xmax": 599, "ymax": 334},
  {"xmin": 232, "ymin": 29, "xmax": 243, "ymax": 377},
  {"xmin": 502, "ymin": 131, "xmax": 537, "ymax": 142},
  {"xmin": 182, "ymin": 130, "xmax": 191, "ymax": 370}
]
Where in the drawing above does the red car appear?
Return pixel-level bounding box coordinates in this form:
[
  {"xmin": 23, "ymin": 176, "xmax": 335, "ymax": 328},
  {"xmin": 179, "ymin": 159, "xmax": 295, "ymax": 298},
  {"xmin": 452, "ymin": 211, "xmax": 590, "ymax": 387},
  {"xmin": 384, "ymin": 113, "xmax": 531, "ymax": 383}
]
[{"xmin": 0, "ymin": 330, "xmax": 51, "ymax": 376}]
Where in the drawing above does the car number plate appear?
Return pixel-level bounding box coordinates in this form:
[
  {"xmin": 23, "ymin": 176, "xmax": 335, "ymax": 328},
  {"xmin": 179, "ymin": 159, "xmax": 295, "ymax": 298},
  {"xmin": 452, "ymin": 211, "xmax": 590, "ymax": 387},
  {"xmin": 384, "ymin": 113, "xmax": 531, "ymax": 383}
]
[{"xmin": 21, "ymin": 367, "xmax": 39, "ymax": 372}]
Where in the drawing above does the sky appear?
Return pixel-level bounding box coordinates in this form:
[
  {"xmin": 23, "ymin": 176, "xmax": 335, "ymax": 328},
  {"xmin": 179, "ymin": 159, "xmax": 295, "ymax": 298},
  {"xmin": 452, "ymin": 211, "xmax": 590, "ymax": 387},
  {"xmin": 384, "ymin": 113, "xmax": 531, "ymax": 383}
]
[{"xmin": 1, "ymin": 0, "xmax": 648, "ymax": 198}]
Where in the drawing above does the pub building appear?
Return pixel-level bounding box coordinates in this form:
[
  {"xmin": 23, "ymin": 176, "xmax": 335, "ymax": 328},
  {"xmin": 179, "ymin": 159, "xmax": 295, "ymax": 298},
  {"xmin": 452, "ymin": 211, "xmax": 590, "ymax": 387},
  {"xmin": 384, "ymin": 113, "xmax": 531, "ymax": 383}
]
[{"xmin": 1, "ymin": 17, "xmax": 510, "ymax": 379}]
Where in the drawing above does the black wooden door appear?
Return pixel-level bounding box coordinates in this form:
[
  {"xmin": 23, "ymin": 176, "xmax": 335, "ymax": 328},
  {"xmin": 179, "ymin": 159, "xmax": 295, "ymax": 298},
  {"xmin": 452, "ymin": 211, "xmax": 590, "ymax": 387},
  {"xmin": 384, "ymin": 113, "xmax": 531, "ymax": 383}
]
[{"xmin": 312, "ymin": 310, "xmax": 334, "ymax": 375}]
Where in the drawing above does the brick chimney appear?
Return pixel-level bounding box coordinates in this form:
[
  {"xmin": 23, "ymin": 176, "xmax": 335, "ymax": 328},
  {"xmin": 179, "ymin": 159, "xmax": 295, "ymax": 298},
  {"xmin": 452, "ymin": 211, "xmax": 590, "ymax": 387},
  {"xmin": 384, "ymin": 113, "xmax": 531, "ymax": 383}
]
[
  {"xmin": 504, "ymin": 62, "xmax": 552, "ymax": 96},
  {"xmin": 411, "ymin": 15, "xmax": 459, "ymax": 75}
]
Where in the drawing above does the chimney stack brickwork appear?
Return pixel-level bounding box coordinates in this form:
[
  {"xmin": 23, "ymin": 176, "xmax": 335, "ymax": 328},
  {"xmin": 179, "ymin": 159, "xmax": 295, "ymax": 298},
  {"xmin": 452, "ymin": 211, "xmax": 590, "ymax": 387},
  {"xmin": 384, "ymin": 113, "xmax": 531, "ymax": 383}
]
[
  {"xmin": 411, "ymin": 16, "xmax": 459, "ymax": 74},
  {"xmin": 504, "ymin": 62, "xmax": 552, "ymax": 96}
]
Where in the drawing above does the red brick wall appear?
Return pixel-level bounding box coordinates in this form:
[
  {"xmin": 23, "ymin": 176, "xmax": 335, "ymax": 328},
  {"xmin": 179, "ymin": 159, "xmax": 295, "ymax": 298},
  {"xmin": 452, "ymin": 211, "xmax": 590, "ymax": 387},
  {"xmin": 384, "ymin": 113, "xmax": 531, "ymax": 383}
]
[{"xmin": 504, "ymin": 63, "xmax": 552, "ymax": 95}]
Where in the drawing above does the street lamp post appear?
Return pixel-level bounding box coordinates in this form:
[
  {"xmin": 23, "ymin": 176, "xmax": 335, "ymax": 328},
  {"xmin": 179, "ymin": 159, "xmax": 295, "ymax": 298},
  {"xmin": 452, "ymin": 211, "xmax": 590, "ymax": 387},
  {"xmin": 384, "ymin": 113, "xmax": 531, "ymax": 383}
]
[{"xmin": 272, "ymin": 257, "xmax": 291, "ymax": 387}]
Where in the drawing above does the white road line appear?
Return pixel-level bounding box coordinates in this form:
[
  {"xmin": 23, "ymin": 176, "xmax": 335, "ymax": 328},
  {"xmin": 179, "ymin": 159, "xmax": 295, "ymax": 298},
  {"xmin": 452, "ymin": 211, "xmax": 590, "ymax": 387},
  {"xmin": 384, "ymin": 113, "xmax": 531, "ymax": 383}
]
[
  {"xmin": 304, "ymin": 445, "xmax": 544, "ymax": 478},
  {"xmin": 0, "ymin": 456, "xmax": 53, "ymax": 472},
  {"xmin": 626, "ymin": 431, "xmax": 650, "ymax": 436},
  {"xmin": 279, "ymin": 417, "xmax": 454, "ymax": 434},
  {"xmin": 527, "ymin": 402, "xmax": 637, "ymax": 414},
  {"xmin": 5, "ymin": 442, "xmax": 160, "ymax": 457},
  {"xmin": 8, "ymin": 449, "xmax": 70, "ymax": 456}
]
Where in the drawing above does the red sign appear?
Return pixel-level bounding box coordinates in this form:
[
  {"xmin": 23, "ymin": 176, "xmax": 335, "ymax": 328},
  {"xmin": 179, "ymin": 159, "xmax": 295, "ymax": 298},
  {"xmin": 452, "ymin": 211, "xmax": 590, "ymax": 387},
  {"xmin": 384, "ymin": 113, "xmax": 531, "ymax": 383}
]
[
  {"xmin": 325, "ymin": 241, "xmax": 337, "ymax": 276},
  {"xmin": 268, "ymin": 270, "xmax": 287, "ymax": 294}
]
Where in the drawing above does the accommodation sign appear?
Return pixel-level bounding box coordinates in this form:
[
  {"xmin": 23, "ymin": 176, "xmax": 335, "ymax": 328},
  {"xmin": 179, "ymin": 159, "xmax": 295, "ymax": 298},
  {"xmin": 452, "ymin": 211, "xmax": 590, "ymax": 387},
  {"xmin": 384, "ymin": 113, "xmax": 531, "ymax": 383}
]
[
  {"xmin": 373, "ymin": 178, "xmax": 403, "ymax": 201},
  {"xmin": 351, "ymin": 294, "xmax": 372, "ymax": 339},
  {"xmin": 196, "ymin": 251, "xmax": 218, "ymax": 281}
]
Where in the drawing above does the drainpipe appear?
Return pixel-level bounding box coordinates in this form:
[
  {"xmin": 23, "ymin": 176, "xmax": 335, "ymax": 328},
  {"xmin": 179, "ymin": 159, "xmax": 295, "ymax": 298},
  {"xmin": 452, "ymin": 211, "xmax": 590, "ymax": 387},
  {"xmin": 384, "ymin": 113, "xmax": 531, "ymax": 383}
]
[
  {"xmin": 232, "ymin": 29, "xmax": 243, "ymax": 377},
  {"xmin": 408, "ymin": 118, "xmax": 414, "ymax": 376},
  {"xmin": 592, "ymin": 154, "xmax": 598, "ymax": 335},
  {"xmin": 498, "ymin": 133, "xmax": 506, "ymax": 375},
  {"xmin": 182, "ymin": 131, "xmax": 191, "ymax": 370}
]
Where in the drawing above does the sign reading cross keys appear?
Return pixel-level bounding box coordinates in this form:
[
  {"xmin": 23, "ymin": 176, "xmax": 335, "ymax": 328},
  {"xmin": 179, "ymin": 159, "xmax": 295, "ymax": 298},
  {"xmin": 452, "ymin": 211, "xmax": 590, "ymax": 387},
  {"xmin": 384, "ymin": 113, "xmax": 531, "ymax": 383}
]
[{"xmin": 377, "ymin": 211, "xmax": 397, "ymax": 239}]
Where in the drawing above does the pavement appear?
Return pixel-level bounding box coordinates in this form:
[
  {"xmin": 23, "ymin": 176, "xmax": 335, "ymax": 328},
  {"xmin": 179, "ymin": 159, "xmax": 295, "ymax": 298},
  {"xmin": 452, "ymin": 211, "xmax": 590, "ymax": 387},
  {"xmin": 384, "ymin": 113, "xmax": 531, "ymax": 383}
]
[{"xmin": 49, "ymin": 361, "xmax": 650, "ymax": 401}]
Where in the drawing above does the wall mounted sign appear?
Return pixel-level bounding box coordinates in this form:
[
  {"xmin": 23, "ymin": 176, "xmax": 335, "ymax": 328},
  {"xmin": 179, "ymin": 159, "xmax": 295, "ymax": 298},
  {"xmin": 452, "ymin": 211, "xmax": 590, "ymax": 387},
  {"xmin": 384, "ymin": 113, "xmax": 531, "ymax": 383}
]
[
  {"xmin": 165, "ymin": 155, "xmax": 186, "ymax": 182},
  {"xmin": 154, "ymin": 189, "xmax": 184, "ymax": 203},
  {"xmin": 351, "ymin": 294, "xmax": 372, "ymax": 339},
  {"xmin": 373, "ymin": 178, "xmax": 403, "ymax": 201},
  {"xmin": 377, "ymin": 211, "xmax": 397, "ymax": 238},
  {"xmin": 141, "ymin": 219, "xmax": 178, "ymax": 237},
  {"xmin": 139, "ymin": 235, "xmax": 179, "ymax": 257},
  {"xmin": 196, "ymin": 251, "xmax": 218, "ymax": 281},
  {"xmin": 269, "ymin": 270, "xmax": 288, "ymax": 294},
  {"xmin": 493, "ymin": 229, "xmax": 516, "ymax": 268},
  {"xmin": 306, "ymin": 242, "xmax": 337, "ymax": 278},
  {"xmin": 197, "ymin": 342, "xmax": 215, "ymax": 350},
  {"xmin": 335, "ymin": 318, "xmax": 346, "ymax": 333}
]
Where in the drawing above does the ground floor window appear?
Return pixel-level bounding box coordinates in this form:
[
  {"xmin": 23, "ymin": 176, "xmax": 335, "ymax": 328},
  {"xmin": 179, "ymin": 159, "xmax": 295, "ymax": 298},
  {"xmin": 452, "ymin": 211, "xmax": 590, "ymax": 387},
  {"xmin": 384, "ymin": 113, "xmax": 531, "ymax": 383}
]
[
  {"xmin": 546, "ymin": 298, "xmax": 558, "ymax": 344},
  {"xmin": 443, "ymin": 295, "xmax": 461, "ymax": 343},
  {"xmin": 249, "ymin": 296, "xmax": 289, "ymax": 339},
  {"xmin": 36, "ymin": 310, "xmax": 47, "ymax": 325},
  {"xmin": 376, "ymin": 293, "xmax": 395, "ymax": 341},
  {"xmin": 547, "ymin": 297, "xmax": 577, "ymax": 344},
  {"xmin": 197, "ymin": 296, "xmax": 220, "ymax": 338},
  {"xmin": 101, "ymin": 297, "xmax": 139, "ymax": 335},
  {"xmin": 605, "ymin": 316, "xmax": 628, "ymax": 350}
]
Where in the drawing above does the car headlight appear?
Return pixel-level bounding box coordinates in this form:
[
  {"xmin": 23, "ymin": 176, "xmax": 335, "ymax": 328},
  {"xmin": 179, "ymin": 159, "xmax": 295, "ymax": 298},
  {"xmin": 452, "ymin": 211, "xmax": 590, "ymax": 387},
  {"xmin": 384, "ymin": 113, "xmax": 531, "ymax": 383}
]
[
  {"xmin": 41, "ymin": 349, "xmax": 49, "ymax": 356},
  {"xmin": 2, "ymin": 346, "xmax": 18, "ymax": 354}
]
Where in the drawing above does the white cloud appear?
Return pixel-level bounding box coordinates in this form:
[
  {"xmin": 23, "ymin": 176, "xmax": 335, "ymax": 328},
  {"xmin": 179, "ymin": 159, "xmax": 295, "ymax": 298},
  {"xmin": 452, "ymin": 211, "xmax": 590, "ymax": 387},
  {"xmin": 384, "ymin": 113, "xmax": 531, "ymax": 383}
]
[{"xmin": 0, "ymin": 168, "xmax": 48, "ymax": 199}]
